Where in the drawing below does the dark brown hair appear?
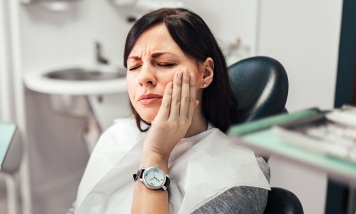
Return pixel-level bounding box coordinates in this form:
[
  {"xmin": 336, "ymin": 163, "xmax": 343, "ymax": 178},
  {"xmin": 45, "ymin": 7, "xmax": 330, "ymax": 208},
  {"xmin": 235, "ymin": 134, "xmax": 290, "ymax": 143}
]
[{"xmin": 123, "ymin": 8, "xmax": 239, "ymax": 133}]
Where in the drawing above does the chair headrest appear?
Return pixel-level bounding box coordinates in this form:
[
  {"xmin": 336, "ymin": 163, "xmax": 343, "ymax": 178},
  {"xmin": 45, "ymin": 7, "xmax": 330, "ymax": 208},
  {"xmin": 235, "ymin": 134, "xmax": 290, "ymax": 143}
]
[{"xmin": 228, "ymin": 56, "xmax": 289, "ymax": 123}]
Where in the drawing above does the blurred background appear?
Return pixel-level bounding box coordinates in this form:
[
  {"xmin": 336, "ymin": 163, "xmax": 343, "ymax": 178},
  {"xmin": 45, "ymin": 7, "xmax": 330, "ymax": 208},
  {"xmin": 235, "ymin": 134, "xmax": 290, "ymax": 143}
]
[{"xmin": 1, "ymin": 0, "xmax": 354, "ymax": 213}]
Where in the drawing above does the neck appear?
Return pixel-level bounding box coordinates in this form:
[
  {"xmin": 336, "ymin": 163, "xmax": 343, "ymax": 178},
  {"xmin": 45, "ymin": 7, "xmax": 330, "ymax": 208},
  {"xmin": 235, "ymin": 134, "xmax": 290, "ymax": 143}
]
[{"xmin": 184, "ymin": 106, "xmax": 208, "ymax": 138}]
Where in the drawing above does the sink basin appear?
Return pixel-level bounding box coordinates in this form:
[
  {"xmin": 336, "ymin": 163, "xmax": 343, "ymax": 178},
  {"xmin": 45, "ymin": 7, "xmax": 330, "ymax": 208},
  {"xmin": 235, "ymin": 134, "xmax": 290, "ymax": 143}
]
[
  {"xmin": 24, "ymin": 65, "xmax": 128, "ymax": 118},
  {"xmin": 24, "ymin": 65, "xmax": 128, "ymax": 95},
  {"xmin": 44, "ymin": 67, "xmax": 126, "ymax": 81}
]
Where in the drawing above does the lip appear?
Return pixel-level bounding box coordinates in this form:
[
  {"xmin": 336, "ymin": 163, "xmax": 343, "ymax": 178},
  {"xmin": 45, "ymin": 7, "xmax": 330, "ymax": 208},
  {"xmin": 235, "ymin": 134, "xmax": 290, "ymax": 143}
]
[{"xmin": 138, "ymin": 93, "xmax": 163, "ymax": 105}]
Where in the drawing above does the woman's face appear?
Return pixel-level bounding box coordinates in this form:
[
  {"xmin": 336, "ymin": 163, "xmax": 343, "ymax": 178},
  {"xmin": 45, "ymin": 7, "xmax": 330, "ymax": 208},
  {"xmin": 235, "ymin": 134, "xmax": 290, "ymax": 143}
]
[{"xmin": 126, "ymin": 24, "xmax": 205, "ymax": 122}]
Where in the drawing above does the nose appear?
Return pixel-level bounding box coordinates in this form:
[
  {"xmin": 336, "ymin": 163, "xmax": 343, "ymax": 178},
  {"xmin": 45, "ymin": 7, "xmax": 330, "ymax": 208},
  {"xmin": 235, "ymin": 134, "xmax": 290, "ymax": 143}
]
[{"xmin": 138, "ymin": 64, "xmax": 156, "ymax": 86}]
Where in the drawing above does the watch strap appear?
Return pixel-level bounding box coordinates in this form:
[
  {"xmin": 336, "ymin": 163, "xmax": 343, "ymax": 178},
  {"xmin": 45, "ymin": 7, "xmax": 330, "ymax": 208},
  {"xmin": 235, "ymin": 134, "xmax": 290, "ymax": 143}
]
[
  {"xmin": 163, "ymin": 175, "xmax": 170, "ymax": 190},
  {"xmin": 133, "ymin": 168, "xmax": 144, "ymax": 181}
]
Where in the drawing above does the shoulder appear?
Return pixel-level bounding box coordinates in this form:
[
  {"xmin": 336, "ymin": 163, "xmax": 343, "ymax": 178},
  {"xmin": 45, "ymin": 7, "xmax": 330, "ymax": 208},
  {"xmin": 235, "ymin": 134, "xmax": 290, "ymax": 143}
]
[
  {"xmin": 191, "ymin": 155, "xmax": 270, "ymax": 214},
  {"xmin": 106, "ymin": 117, "xmax": 139, "ymax": 136},
  {"xmin": 190, "ymin": 128, "xmax": 270, "ymax": 214},
  {"xmin": 210, "ymin": 128, "xmax": 270, "ymax": 181},
  {"xmin": 192, "ymin": 186, "xmax": 269, "ymax": 214},
  {"xmin": 92, "ymin": 117, "xmax": 143, "ymax": 154},
  {"xmin": 256, "ymin": 155, "xmax": 270, "ymax": 182}
]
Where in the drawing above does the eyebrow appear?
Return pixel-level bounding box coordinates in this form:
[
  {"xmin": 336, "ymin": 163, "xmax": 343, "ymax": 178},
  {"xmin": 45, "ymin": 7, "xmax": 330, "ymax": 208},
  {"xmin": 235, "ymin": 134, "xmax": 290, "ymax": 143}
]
[{"xmin": 128, "ymin": 52, "xmax": 177, "ymax": 60}]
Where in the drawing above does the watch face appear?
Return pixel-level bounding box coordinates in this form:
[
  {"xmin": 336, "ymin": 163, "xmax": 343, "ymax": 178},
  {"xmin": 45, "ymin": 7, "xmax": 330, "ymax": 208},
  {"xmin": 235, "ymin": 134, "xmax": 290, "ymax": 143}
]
[{"xmin": 142, "ymin": 166, "xmax": 166, "ymax": 189}]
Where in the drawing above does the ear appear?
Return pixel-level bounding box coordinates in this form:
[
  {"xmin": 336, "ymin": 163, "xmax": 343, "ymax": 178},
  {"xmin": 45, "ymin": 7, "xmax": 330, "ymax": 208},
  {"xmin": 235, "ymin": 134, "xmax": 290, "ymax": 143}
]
[{"xmin": 200, "ymin": 57, "xmax": 214, "ymax": 88}]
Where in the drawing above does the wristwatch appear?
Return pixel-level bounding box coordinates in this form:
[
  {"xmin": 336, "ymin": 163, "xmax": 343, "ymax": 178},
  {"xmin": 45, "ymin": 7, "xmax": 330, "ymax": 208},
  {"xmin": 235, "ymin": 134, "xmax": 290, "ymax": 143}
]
[{"xmin": 133, "ymin": 165, "xmax": 170, "ymax": 190}]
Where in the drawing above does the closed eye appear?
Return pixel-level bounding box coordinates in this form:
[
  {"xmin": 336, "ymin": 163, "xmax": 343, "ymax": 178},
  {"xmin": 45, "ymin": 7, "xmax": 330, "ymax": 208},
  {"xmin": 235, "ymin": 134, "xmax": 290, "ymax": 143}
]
[
  {"xmin": 128, "ymin": 62, "xmax": 176, "ymax": 71},
  {"xmin": 156, "ymin": 62, "xmax": 176, "ymax": 67},
  {"xmin": 128, "ymin": 65, "xmax": 141, "ymax": 71}
]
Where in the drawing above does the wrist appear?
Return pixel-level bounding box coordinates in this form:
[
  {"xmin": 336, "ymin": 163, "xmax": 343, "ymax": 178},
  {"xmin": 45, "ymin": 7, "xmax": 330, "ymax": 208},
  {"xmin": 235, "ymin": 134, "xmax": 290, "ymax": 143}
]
[
  {"xmin": 133, "ymin": 165, "xmax": 170, "ymax": 191},
  {"xmin": 140, "ymin": 150, "xmax": 169, "ymax": 173}
]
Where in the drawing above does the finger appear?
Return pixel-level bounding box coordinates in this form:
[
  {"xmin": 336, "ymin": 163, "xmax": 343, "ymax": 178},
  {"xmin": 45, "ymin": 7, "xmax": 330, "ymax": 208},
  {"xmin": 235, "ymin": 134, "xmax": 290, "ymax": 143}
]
[
  {"xmin": 179, "ymin": 68, "xmax": 190, "ymax": 118},
  {"xmin": 187, "ymin": 72, "xmax": 196, "ymax": 119},
  {"xmin": 155, "ymin": 82, "xmax": 173, "ymax": 120},
  {"xmin": 195, "ymin": 100, "xmax": 200, "ymax": 108},
  {"xmin": 170, "ymin": 71, "xmax": 182, "ymax": 119}
]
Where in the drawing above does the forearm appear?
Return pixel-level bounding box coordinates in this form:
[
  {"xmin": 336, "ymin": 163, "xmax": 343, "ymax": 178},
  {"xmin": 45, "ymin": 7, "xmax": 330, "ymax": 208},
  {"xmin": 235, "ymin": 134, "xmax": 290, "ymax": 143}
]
[
  {"xmin": 131, "ymin": 69, "xmax": 195, "ymax": 214},
  {"xmin": 131, "ymin": 151, "xmax": 170, "ymax": 214},
  {"xmin": 131, "ymin": 182, "xmax": 169, "ymax": 214}
]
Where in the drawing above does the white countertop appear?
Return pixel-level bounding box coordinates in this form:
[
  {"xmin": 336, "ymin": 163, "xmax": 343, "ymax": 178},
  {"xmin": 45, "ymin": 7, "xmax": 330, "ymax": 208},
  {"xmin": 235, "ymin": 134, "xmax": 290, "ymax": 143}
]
[{"xmin": 23, "ymin": 65, "xmax": 127, "ymax": 95}]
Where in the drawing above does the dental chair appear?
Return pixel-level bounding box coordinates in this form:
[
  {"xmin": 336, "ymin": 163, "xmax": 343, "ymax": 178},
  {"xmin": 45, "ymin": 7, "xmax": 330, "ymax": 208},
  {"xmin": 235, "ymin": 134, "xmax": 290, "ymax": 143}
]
[{"xmin": 228, "ymin": 56, "xmax": 304, "ymax": 214}]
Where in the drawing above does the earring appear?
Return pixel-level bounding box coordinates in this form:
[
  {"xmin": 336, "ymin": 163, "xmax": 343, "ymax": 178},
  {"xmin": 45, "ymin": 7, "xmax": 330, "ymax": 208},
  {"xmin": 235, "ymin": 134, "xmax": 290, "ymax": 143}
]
[{"xmin": 203, "ymin": 83, "xmax": 207, "ymax": 88}]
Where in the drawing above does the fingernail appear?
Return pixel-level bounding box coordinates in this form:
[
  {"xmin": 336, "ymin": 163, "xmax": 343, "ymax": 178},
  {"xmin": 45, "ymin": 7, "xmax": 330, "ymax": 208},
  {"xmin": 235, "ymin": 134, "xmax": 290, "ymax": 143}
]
[
  {"xmin": 183, "ymin": 68, "xmax": 188, "ymax": 76},
  {"xmin": 195, "ymin": 100, "xmax": 200, "ymax": 107}
]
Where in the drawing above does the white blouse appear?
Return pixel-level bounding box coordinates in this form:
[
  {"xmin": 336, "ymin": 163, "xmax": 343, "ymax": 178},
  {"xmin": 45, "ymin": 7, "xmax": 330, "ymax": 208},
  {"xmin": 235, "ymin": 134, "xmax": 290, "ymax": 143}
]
[{"xmin": 75, "ymin": 118, "xmax": 270, "ymax": 214}]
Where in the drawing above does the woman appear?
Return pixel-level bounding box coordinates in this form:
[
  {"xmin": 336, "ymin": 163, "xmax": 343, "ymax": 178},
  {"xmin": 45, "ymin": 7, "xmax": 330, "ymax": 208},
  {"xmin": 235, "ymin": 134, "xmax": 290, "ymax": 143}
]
[{"xmin": 74, "ymin": 8, "xmax": 270, "ymax": 214}]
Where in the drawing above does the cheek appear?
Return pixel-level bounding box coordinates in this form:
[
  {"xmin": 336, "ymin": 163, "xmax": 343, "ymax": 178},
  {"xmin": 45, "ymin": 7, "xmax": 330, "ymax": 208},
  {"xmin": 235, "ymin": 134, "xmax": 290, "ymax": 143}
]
[
  {"xmin": 126, "ymin": 75, "xmax": 136, "ymax": 101},
  {"xmin": 156, "ymin": 72, "xmax": 175, "ymax": 88},
  {"xmin": 161, "ymin": 76, "xmax": 174, "ymax": 87}
]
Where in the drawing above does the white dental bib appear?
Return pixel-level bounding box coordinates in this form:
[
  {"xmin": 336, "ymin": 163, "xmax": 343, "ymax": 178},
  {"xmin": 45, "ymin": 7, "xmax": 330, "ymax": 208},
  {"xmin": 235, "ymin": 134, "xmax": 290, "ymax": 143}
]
[{"xmin": 75, "ymin": 118, "xmax": 270, "ymax": 214}]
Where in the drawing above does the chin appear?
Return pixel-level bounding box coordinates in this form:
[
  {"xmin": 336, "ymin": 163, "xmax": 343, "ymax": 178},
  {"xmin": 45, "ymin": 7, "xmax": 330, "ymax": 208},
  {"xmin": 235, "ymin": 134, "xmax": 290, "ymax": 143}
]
[{"xmin": 137, "ymin": 110, "xmax": 158, "ymax": 123}]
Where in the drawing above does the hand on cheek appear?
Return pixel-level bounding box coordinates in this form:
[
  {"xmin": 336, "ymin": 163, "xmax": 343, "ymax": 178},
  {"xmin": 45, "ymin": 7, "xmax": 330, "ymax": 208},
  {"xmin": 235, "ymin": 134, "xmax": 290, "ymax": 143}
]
[{"xmin": 142, "ymin": 68, "xmax": 197, "ymax": 160}]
